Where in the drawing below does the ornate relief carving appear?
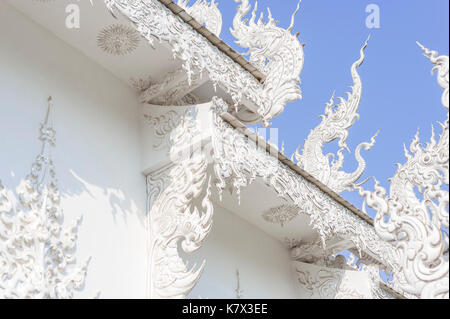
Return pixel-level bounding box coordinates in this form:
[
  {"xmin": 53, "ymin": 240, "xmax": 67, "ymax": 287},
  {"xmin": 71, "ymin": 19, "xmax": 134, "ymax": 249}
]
[
  {"xmin": 355, "ymin": 45, "xmax": 449, "ymax": 299},
  {"xmin": 210, "ymin": 97, "xmax": 399, "ymax": 274},
  {"xmin": 262, "ymin": 204, "xmax": 299, "ymax": 227},
  {"xmin": 143, "ymin": 107, "xmax": 199, "ymax": 152},
  {"xmin": 0, "ymin": 97, "xmax": 89, "ymax": 299},
  {"xmin": 103, "ymin": 0, "xmax": 304, "ymax": 126},
  {"xmin": 177, "ymin": 0, "xmax": 222, "ymax": 37},
  {"xmin": 292, "ymin": 38, "xmax": 377, "ymax": 194},
  {"xmin": 138, "ymin": 69, "xmax": 183, "ymax": 102},
  {"xmin": 97, "ymin": 24, "xmax": 140, "ymax": 56},
  {"xmin": 296, "ymin": 267, "xmax": 339, "ymax": 298},
  {"xmin": 138, "ymin": 67, "xmax": 205, "ymax": 106},
  {"xmin": 146, "ymin": 107, "xmax": 213, "ymax": 299}
]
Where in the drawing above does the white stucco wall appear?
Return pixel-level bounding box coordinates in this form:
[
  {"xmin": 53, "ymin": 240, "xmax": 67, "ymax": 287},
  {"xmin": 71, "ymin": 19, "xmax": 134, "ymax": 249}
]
[{"xmin": 0, "ymin": 2, "xmax": 147, "ymax": 298}]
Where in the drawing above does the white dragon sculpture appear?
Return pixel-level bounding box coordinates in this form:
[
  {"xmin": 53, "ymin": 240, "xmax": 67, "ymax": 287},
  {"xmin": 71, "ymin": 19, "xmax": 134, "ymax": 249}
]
[
  {"xmin": 177, "ymin": 0, "xmax": 222, "ymax": 37},
  {"xmin": 356, "ymin": 44, "xmax": 449, "ymax": 299},
  {"xmin": 230, "ymin": 0, "xmax": 305, "ymax": 126},
  {"xmin": 292, "ymin": 38, "xmax": 378, "ymax": 194}
]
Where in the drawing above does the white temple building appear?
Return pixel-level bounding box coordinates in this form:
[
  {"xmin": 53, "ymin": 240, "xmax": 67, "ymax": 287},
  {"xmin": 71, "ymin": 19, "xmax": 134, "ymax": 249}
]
[{"xmin": 0, "ymin": 0, "xmax": 448, "ymax": 299}]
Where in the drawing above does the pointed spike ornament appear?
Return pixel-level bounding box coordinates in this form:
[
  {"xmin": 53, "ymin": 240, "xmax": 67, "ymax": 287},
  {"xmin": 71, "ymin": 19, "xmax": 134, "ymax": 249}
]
[{"xmin": 292, "ymin": 38, "xmax": 377, "ymax": 194}]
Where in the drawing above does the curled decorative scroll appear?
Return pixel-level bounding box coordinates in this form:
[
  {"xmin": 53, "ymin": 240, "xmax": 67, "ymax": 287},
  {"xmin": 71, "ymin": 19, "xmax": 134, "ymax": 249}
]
[
  {"xmin": 231, "ymin": 0, "xmax": 305, "ymax": 125},
  {"xmin": 356, "ymin": 45, "xmax": 449, "ymax": 299},
  {"xmin": 103, "ymin": 0, "xmax": 304, "ymax": 127},
  {"xmin": 292, "ymin": 38, "xmax": 378, "ymax": 194},
  {"xmin": 146, "ymin": 109, "xmax": 213, "ymax": 299},
  {"xmin": 0, "ymin": 97, "xmax": 89, "ymax": 299},
  {"xmin": 177, "ymin": 0, "xmax": 222, "ymax": 37}
]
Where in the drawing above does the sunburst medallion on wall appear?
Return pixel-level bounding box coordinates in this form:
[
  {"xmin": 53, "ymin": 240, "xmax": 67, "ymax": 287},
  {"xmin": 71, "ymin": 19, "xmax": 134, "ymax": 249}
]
[{"xmin": 97, "ymin": 24, "xmax": 140, "ymax": 56}]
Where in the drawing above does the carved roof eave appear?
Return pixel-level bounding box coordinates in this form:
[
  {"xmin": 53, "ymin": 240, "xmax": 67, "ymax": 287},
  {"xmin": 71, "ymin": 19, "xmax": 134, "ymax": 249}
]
[
  {"xmin": 221, "ymin": 113, "xmax": 374, "ymax": 226},
  {"xmin": 104, "ymin": 0, "xmax": 271, "ymax": 123},
  {"xmin": 212, "ymin": 104, "xmax": 400, "ymax": 272}
]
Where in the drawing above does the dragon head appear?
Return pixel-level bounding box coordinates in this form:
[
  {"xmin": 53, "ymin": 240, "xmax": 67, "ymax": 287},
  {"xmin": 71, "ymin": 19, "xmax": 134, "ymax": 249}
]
[
  {"xmin": 231, "ymin": 0, "xmax": 305, "ymax": 124},
  {"xmin": 231, "ymin": 0, "xmax": 303, "ymax": 73}
]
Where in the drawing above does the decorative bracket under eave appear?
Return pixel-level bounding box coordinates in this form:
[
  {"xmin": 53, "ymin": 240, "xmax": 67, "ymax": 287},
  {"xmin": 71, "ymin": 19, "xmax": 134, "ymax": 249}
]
[{"xmin": 142, "ymin": 102, "xmax": 215, "ymax": 299}]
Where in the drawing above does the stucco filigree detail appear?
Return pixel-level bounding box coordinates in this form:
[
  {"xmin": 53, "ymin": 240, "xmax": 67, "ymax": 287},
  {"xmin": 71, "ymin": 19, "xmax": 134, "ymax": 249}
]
[
  {"xmin": 177, "ymin": 0, "xmax": 222, "ymax": 37},
  {"xmin": 146, "ymin": 108, "xmax": 213, "ymax": 299},
  {"xmin": 143, "ymin": 107, "xmax": 199, "ymax": 152},
  {"xmin": 262, "ymin": 204, "xmax": 299, "ymax": 227},
  {"xmin": 97, "ymin": 24, "xmax": 140, "ymax": 56},
  {"xmin": 103, "ymin": 0, "xmax": 304, "ymax": 126},
  {"xmin": 0, "ymin": 98, "xmax": 89, "ymax": 299},
  {"xmin": 356, "ymin": 45, "xmax": 449, "ymax": 299},
  {"xmin": 138, "ymin": 67, "xmax": 205, "ymax": 106},
  {"xmin": 210, "ymin": 97, "xmax": 399, "ymax": 274},
  {"xmin": 292, "ymin": 38, "xmax": 378, "ymax": 194}
]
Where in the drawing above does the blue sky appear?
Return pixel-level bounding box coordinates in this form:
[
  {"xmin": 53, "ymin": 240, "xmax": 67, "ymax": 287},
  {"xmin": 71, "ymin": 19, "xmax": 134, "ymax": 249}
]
[{"xmin": 214, "ymin": 0, "xmax": 449, "ymax": 217}]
